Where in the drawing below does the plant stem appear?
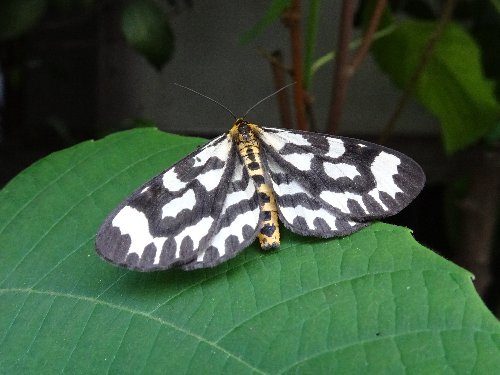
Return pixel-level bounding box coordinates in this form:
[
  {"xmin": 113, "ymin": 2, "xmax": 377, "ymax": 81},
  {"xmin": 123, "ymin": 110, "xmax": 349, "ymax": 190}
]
[
  {"xmin": 283, "ymin": 0, "xmax": 308, "ymax": 131},
  {"xmin": 456, "ymin": 149, "xmax": 499, "ymax": 297},
  {"xmin": 310, "ymin": 24, "xmax": 396, "ymax": 76},
  {"xmin": 303, "ymin": 0, "xmax": 321, "ymax": 89},
  {"xmin": 379, "ymin": 0, "xmax": 456, "ymax": 144},
  {"xmin": 269, "ymin": 50, "xmax": 293, "ymax": 129},
  {"xmin": 257, "ymin": 47, "xmax": 291, "ymax": 74},
  {"xmin": 327, "ymin": 0, "xmax": 355, "ymax": 134},
  {"xmin": 350, "ymin": 0, "xmax": 387, "ymax": 73},
  {"xmin": 304, "ymin": 92, "xmax": 317, "ymax": 132}
]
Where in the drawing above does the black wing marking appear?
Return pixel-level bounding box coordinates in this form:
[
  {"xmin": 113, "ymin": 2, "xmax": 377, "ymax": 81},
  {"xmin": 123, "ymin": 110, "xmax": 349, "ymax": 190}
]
[{"xmin": 259, "ymin": 127, "xmax": 425, "ymax": 237}]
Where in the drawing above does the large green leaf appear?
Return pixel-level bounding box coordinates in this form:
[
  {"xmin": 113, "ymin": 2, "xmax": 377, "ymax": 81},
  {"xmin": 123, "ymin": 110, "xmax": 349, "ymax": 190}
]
[
  {"xmin": 121, "ymin": 0, "xmax": 175, "ymax": 70},
  {"xmin": 0, "ymin": 0, "xmax": 47, "ymax": 41},
  {"xmin": 372, "ymin": 20, "xmax": 500, "ymax": 153},
  {"xmin": 1, "ymin": 129, "xmax": 499, "ymax": 373},
  {"xmin": 240, "ymin": 0, "xmax": 291, "ymax": 44}
]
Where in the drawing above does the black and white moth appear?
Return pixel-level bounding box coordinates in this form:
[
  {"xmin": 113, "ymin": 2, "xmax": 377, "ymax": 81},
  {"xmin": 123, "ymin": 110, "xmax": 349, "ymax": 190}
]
[{"xmin": 96, "ymin": 118, "xmax": 425, "ymax": 271}]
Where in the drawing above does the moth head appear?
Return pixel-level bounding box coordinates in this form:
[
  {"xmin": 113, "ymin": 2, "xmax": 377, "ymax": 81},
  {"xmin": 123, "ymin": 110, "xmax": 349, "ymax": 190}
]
[{"xmin": 235, "ymin": 119, "xmax": 252, "ymax": 142}]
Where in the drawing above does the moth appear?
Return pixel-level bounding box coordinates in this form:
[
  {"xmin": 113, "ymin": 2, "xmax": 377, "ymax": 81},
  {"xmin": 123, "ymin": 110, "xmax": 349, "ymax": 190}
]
[{"xmin": 96, "ymin": 87, "xmax": 425, "ymax": 271}]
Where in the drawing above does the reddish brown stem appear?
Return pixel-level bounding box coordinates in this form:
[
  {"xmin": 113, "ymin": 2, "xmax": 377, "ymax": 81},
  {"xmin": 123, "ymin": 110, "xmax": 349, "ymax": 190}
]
[
  {"xmin": 327, "ymin": 0, "xmax": 355, "ymax": 134},
  {"xmin": 257, "ymin": 47, "xmax": 291, "ymax": 74},
  {"xmin": 379, "ymin": 0, "xmax": 456, "ymax": 143},
  {"xmin": 456, "ymin": 150, "xmax": 499, "ymax": 296},
  {"xmin": 350, "ymin": 0, "xmax": 387, "ymax": 73},
  {"xmin": 304, "ymin": 92, "xmax": 317, "ymax": 132},
  {"xmin": 269, "ymin": 50, "xmax": 293, "ymax": 129}
]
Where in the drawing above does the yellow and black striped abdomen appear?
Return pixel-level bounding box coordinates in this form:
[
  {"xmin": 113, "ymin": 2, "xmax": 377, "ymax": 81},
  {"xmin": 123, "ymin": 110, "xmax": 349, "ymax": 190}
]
[{"xmin": 231, "ymin": 119, "xmax": 280, "ymax": 250}]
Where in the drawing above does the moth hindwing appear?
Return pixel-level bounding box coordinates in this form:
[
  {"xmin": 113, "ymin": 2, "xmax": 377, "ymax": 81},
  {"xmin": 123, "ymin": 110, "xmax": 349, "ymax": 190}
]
[{"xmin": 96, "ymin": 119, "xmax": 425, "ymax": 271}]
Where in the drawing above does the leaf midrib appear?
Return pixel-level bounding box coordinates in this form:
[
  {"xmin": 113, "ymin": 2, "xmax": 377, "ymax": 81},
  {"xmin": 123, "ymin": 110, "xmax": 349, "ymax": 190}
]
[
  {"xmin": 1, "ymin": 285, "xmax": 486, "ymax": 375},
  {"xmin": 0, "ymin": 287, "xmax": 267, "ymax": 375}
]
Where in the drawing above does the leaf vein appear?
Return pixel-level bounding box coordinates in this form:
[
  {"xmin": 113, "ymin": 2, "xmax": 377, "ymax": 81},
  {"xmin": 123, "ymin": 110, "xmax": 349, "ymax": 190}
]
[
  {"xmin": 215, "ymin": 269, "xmax": 417, "ymax": 343},
  {"xmin": 278, "ymin": 328, "xmax": 481, "ymax": 374},
  {"xmin": 106, "ymin": 313, "xmax": 134, "ymax": 373},
  {"xmin": 61, "ymin": 303, "xmax": 98, "ymax": 372},
  {"xmin": 0, "ymin": 291, "xmax": 31, "ymax": 347},
  {"xmin": 0, "ymin": 288, "xmax": 267, "ymax": 375},
  {"xmin": 0, "ymin": 143, "xmax": 190, "ymax": 286}
]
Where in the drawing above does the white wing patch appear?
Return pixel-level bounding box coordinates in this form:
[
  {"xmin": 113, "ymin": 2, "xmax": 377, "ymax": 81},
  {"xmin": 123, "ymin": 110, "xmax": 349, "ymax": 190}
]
[
  {"xmin": 112, "ymin": 206, "xmax": 162, "ymax": 258},
  {"xmin": 280, "ymin": 205, "xmax": 338, "ymax": 231},
  {"xmin": 174, "ymin": 216, "xmax": 214, "ymax": 255},
  {"xmin": 326, "ymin": 138, "xmax": 346, "ymax": 158},
  {"xmin": 161, "ymin": 169, "xmax": 187, "ymax": 191},
  {"xmin": 324, "ymin": 162, "xmax": 360, "ymax": 180},
  {"xmin": 162, "ymin": 189, "xmax": 196, "ymax": 218},
  {"xmin": 370, "ymin": 152, "xmax": 403, "ymax": 199},
  {"xmin": 224, "ymin": 174, "xmax": 255, "ymax": 207},
  {"xmin": 282, "ymin": 152, "xmax": 314, "ymax": 170},
  {"xmin": 320, "ymin": 190, "xmax": 368, "ymax": 213},
  {"xmin": 259, "ymin": 128, "xmax": 311, "ymax": 150},
  {"xmin": 196, "ymin": 168, "xmax": 224, "ymax": 191}
]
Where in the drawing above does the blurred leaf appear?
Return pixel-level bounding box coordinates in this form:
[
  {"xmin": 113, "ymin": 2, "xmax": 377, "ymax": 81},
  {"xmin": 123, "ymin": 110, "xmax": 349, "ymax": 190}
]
[
  {"xmin": 0, "ymin": 0, "xmax": 47, "ymax": 41},
  {"xmin": 372, "ymin": 20, "xmax": 500, "ymax": 153},
  {"xmin": 48, "ymin": 0, "xmax": 95, "ymax": 14},
  {"xmin": 470, "ymin": 1, "xmax": 500, "ymax": 101},
  {"xmin": 310, "ymin": 25, "xmax": 396, "ymax": 79},
  {"xmin": 485, "ymin": 120, "xmax": 500, "ymax": 144},
  {"xmin": 395, "ymin": 0, "xmax": 436, "ymax": 20},
  {"xmin": 1, "ymin": 128, "xmax": 499, "ymax": 373},
  {"xmin": 124, "ymin": 117, "xmax": 157, "ymax": 128},
  {"xmin": 240, "ymin": 0, "xmax": 291, "ymax": 44},
  {"xmin": 303, "ymin": 0, "xmax": 321, "ymax": 89},
  {"xmin": 121, "ymin": 0, "xmax": 175, "ymax": 70},
  {"xmin": 491, "ymin": 0, "xmax": 500, "ymax": 14}
]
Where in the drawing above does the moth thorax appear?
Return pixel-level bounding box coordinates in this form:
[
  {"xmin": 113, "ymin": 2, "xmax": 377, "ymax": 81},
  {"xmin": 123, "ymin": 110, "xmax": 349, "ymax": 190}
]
[{"xmin": 236, "ymin": 121, "xmax": 258, "ymax": 147}]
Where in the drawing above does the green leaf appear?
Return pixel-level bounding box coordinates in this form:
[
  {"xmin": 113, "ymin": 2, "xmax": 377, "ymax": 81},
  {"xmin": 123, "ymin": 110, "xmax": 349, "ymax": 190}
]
[
  {"xmin": 1, "ymin": 129, "xmax": 499, "ymax": 373},
  {"xmin": 121, "ymin": 0, "xmax": 175, "ymax": 70},
  {"xmin": 303, "ymin": 0, "xmax": 321, "ymax": 89},
  {"xmin": 240, "ymin": 0, "xmax": 291, "ymax": 45},
  {"xmin": 0, "ymin": 0, "xmax": 47, "ymax": 41},
  {"xmin": 490, "ymin": 0, "xmax": 500, "ymax": 14},
  {"xmin": 485, "ymin": 120, "xmax": 500, "ymax": 144},
  {"xmin": 372, "ymin": 20, "xmax": 500, "ymax": 153}
]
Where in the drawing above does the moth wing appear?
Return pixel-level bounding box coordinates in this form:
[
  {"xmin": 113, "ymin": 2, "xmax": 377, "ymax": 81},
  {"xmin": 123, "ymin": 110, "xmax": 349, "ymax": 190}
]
[
  {"xmin": 259, "ymin": 128, "xmax": 425, "ymax": 237},
  {"xmin": 96, "ymin": 133, "xmax": 257, "ymax": 271},
  {"xmin": 181, "ymin": 157, "xmax": 261, "ymax": 270}
]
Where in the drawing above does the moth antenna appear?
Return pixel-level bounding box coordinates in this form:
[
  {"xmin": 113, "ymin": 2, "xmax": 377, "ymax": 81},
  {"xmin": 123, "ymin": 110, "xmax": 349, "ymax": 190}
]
[
  {"xmin": 243, "ymin": 82, "xmax": 296, "ymax": 118},
  {"xmin": 173, "ymin": 83, "xmax": 237, "ymax": 120}
]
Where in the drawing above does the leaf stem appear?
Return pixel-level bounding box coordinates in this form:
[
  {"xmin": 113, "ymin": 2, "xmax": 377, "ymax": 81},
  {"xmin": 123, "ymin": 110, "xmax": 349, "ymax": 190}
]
[
  {"xmin": 303, "ymin": 0, "xmax": 321, "ymax": 89},
  {"xmin": 269, "ymin": 50, "xmax": 294, "ymax": 128},
  {"xmin": 379, "ymin": 0, "xmax": 456, "ymax": 144},
  {"xmin": 327, "ymin": 0, "xmax": 355, "ymax": 134},
  {"xmin": 310, "ymin": 25, "xmax": 396, "ymax": 76},
  {"xmin": 349, "ymin": 0, "xmax": 387, "ymax": 73},
  {"xmin": 283, "ymin": 0, "xmax": 308, "ymax": 130}
]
